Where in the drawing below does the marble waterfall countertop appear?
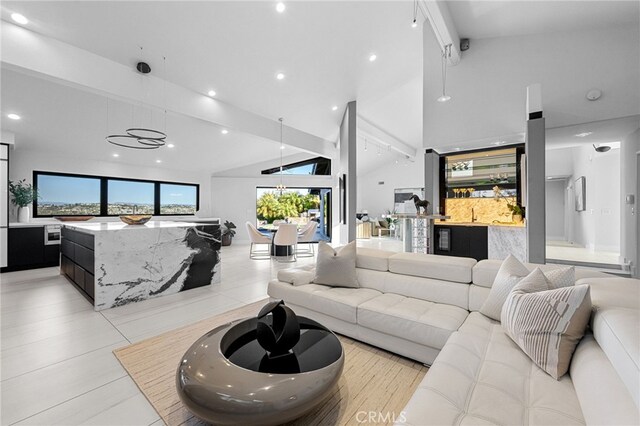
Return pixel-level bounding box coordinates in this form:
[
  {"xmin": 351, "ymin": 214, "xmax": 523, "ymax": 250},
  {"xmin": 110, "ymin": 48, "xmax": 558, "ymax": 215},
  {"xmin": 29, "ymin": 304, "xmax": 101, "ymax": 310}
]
[
  {"xmin": 63, "ymin": 220, "xmax": 204, "ymax": 233},
  {"xmin": 62, "ymin": 221, "xmax": 221, "ymax": 311}
]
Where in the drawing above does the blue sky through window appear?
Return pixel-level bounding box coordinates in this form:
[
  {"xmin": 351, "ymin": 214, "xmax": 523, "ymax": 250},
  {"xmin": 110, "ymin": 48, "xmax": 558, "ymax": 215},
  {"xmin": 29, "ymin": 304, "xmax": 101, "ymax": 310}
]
[
  {"xmin": 160, "ymin": 184, "xmax": 197, "ymax": 206},
  {"xmin": 38, "ymin": 175, "xmax": 100, "ymax": 204},
  {"xmin": 108, "ymin": 180, "xmax": 154, "ymax": 205}
]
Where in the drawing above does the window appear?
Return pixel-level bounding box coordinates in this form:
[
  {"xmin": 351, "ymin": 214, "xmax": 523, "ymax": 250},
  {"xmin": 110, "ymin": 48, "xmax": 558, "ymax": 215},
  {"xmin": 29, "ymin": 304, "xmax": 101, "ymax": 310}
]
[
  {"xmin": 36, "ymin": 173, "xmax": 101, "ymax": 216},
  {"xmin": 107, "ymin": 180, "xmax": 155, "ymax": 215},
  {"xmin": 261, "ymin": 157, "xmax": 331, "ymax": 176},
  {"xmin": 160, "ymin": 183, "xmax": 198, "ymax": 215},
  {"xmin": 33, "ymin": 171, "xmax": 199, "ymax": 217}
]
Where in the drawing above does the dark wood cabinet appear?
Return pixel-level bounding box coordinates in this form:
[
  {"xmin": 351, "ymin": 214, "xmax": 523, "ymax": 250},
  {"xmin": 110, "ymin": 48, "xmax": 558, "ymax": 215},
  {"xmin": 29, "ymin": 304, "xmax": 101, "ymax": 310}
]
[
  {"xmin": 2, "ymin": 226, "xmax": 60, "ymax": 272},
  {"xmin": 61, "ymin": 227, "xmax": 95, "ymax": 302},
  {"xmin": 434, "ymin": 225, "xmax": 488, "ymax": 261}
]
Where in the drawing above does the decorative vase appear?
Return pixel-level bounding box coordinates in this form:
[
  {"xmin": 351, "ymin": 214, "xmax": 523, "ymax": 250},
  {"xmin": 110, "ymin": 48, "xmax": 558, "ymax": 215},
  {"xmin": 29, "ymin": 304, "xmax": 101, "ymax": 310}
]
[
  {"xmin": 222, "ymin": 234, "xmax": 233, "ymax": 246},
  {"xmin": 18, "ymin": 206, "xmax": 30, "ymax": 223},
  {"xmin": 512, "ymin": 214, "xmax": 523, "ymax": 223}
]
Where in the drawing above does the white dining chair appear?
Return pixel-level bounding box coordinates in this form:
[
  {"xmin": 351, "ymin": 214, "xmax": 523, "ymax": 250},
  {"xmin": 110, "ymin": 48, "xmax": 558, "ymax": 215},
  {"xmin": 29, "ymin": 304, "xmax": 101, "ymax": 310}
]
[
  {"xmin": 297, "ymin": 221, "xmax": 318, "ymax": 257},
  {"xmin": 245, "ymin": 222, "xmax": 272, "ymax": 260},
  {"xmin": 273, "ymin": 223, "xmax": 298, "ymax": 262}
]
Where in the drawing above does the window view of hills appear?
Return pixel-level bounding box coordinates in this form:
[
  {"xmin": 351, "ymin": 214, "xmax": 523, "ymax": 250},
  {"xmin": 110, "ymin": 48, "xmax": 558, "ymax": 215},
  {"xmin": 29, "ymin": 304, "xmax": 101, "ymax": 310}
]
[{"xmin": 35, "ymin": 173, "xmax": 198, "ymax": 217}]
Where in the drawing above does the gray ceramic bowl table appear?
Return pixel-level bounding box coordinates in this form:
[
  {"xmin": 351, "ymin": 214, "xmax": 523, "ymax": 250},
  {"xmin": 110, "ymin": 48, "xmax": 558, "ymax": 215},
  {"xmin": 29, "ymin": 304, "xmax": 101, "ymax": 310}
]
[{"xmin": 176, "ymin": 315, "xmax": 344, "ymax": 426}]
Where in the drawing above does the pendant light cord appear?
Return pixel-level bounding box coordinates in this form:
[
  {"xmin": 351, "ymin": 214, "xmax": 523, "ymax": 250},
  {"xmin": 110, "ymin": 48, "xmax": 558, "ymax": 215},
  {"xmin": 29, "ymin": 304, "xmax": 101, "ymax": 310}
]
[{"xmin": 279, "ymin": 117, "xmax": 284, "ymax": 190}]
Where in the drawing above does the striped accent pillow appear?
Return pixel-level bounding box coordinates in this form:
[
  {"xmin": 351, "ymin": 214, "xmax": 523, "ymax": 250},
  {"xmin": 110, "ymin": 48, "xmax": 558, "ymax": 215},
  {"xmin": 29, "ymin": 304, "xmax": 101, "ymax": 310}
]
[
  {"xmin": 501, "ymin": 268, "xmax": 591, "ymax": 379},
  {"xmin": 480, "ymin": 255, "xmax": 575, "ymax": 321}
]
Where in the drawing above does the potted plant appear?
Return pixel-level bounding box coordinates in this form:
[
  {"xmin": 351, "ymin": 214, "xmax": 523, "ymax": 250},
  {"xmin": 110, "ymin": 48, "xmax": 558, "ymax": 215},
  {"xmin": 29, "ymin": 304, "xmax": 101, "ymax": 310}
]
[
  {"xmin": 9, "ymin": 179, "xmax": 38, "ymax": 223},
  {"xmin": 221, "ymin": 220, "xmax": 236, "ymax": 246},
  {"xmin": 493, "ymin": 186, "xmax": 525, "ymax": 223}
]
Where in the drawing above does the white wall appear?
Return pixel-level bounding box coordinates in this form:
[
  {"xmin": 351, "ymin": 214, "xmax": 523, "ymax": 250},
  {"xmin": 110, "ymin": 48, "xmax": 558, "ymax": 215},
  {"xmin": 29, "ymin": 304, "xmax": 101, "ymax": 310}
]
[
  {"xmin": 210, "ymin": 175, "xmax": 334, "ymax": 242},
  {"xmin": 545, "ymin": 179, "xmax": 566, "ymax": 241},
  {"xmin": 9, "ymin": 148, "xmax": 212, "ymax": 221},
  {"xmin": 357, "ymin": 154, "xmax": 425, "ymax": 219},
  {"xmin": 621, "ymin": 128, "xmax": 640, "ymax": 275},
  {"xmin": 423, "ymin": 25, "xmax": 640, "ymax": 148},
  {"xmin": 566, "ymin": 145, "xmax": 620, "ymax": 252}
]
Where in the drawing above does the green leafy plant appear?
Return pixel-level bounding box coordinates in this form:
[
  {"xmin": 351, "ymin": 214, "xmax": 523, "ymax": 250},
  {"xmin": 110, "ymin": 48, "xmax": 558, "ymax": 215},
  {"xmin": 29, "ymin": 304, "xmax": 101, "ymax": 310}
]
[
  {"xmin": 493, "ymin": 186, "xmax": 524, "ymax": 217},
  {"xmin": 9, "ymin": 179, "xmax": 38, "ymax": 208},
  {"xmin": 384, "ymin": 209, "xmax": 398, "ymax": 225},
  {"xmin": 256, "ymin": 191, "xmax": 320, "ymax": 223},
  {"xmin": 222, "ymin": 220, "xmax": 237, "ymax": 238}
]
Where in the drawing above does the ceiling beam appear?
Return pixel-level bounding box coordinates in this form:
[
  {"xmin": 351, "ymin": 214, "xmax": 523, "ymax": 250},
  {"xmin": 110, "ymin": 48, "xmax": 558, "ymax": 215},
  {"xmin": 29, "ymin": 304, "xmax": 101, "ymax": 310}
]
[
  {"xmin": 1, "ymin": 22, "xmax": 335, "ymax": 157},
  {"xmin": 357, "ymin": 115, "xmax": 417, "ymax": 158},
  {"xmin": 419, "ymin": 0, "xmax": 461, "ymax": 65}
]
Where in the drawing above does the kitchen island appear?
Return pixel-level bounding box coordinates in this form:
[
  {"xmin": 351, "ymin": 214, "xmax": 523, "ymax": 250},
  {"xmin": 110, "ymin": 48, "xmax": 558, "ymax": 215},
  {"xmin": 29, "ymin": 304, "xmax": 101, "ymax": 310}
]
[{"xmin": 61, "ymin": 221, "xmax": 221, "ymax": 311}]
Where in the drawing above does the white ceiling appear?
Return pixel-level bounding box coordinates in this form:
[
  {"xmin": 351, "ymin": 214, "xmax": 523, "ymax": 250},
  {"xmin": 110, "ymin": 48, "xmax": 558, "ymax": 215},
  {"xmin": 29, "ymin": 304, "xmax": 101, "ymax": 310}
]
[
  {"xmin": 546, "ymin": 115, "xmax": 640, "ymax": 150},
  {"xmin": 1, "ymin": 69, "xmax": 302, "ymax": 173},
  {"xmin": 1, "ymin": 1, "xmax": 424, "ymax": 143},
  {"xmin": 2, "ymin": 1, "xmax": 638, "ymax": 177},
  {"xmin": 449, "ymin": 1, "xmax": 640, "ymax": 39}
]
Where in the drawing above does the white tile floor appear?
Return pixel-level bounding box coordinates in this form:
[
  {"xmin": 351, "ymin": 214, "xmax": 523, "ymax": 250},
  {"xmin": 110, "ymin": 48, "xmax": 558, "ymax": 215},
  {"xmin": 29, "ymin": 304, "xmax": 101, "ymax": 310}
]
[
  {"xmin": 0, "ymin": 239, "xmax": 401, "ymax": 425},
  {"xmin": 546, "ymin": 241, "xmax": 621, "ymax": 265}
]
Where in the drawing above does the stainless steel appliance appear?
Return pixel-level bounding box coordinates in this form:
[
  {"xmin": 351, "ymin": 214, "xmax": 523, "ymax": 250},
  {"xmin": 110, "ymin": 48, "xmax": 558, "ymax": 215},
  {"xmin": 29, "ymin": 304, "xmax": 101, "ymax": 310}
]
[
  {"xmin": 1, "ymin": 144, "xmax": 8, "ymax": 268},
  {"xmin": 44, "ymin": 224, "xmax": 61, "ymax": 245}
]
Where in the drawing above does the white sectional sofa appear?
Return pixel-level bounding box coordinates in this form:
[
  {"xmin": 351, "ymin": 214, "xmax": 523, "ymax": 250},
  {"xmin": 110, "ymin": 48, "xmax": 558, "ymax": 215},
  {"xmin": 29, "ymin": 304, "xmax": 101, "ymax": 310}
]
[{"xmin": 267, "ymin": 248, "xmax": 640, "ymax": 425}]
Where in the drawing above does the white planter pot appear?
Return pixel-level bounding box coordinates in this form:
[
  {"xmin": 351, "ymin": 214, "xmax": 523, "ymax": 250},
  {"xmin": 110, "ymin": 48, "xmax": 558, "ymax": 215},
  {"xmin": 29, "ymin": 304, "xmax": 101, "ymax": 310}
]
[{"xmin": 18, "ymin": 206, "xmax": 30, "ymax": 223}]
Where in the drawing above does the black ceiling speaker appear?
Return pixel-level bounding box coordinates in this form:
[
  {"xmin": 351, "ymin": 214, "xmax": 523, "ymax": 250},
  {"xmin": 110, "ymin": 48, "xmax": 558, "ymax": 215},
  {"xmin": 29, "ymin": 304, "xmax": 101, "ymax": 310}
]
[
  {"xmin": 593, "ymin": 144, "xmax": 611, "ymax": 153},
  {"xmin": 136, "ymin": 62, "xmax": 151, "ymax": 74}
]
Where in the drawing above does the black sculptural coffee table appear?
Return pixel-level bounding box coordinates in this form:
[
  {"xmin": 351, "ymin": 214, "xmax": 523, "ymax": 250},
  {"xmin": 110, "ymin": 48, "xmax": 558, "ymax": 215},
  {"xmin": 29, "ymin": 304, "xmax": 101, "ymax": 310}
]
[{"xmin": 176, "ymin": 302, "xmax": 344, "ymax": 426}]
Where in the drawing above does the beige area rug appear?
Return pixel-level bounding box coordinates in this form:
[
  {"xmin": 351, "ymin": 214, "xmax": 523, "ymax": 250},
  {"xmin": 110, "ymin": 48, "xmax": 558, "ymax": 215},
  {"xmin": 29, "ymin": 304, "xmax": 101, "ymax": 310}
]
[{"xmin": 113, "ymin": 300, "xmax": 428, "ymax": 426}]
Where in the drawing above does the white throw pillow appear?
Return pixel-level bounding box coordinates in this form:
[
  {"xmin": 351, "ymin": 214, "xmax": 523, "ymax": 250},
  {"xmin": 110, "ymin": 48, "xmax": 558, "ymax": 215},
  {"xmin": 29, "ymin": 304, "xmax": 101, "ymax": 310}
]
[
  {"xmin": 501, "ymin": 268, "xmax": 591, "ymax": 379},
  {"xmin": 480, "ymin": 255, "xmax": 575, "ymax": 321},
  {"xmin": 313, "ymin": 241, "xmax": 359, "ymax": 288}
]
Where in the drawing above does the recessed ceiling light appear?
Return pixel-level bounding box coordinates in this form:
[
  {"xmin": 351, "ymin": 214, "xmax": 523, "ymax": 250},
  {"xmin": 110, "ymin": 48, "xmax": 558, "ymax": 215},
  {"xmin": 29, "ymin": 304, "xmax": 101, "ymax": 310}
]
[
  {"xmin": 276, "ymin": 72, "xmax": 285, "ymax": 80},
  {"xmin": 112, "ymin": 153, "xmax": 119, "ymax": 158},
  {"xmin": 436, "ymin": 95, "xmax": 451, "ymax": 102},
  {"xmin": 369, "ymin": 54, "xmax": 377, "ymax": 62},
  {"xmin": 11, "ymin": 13, "xmax": 28, "ymax": 25},
  {"xmin": 156, "ymin": 159, "xmax": 162, "ymax": 163},
  {"xmin": 7, "ymin": 113, "xmax": 21, "ymax": 120},
  {"xmin": 280, "ymin": 145, "xmax": 285, "ymax": 150},
  {"xmin": 167, "ymin": 143, "xmax": 175, "ymax": 148},
  {"xmin": 574, "ymin": 132, "xmax": 593, "ymax": 138},
  {"xmin": 276, "ymin": 2, "xmax": 286, "ymax": 13},
  {"xmin": 454, "ymin": 148, "xmax": 461, "ymax": 151},
  {"xmin": 207, "ymin": 90, "xmax": 216, "ymax": 97},
  {"xmin": 221, "ymin": 129, "xmax": 229, "ymax": 134},
  {"xmin": 332, "ymin": 106, "xmax": 338, "ymax": 111}
]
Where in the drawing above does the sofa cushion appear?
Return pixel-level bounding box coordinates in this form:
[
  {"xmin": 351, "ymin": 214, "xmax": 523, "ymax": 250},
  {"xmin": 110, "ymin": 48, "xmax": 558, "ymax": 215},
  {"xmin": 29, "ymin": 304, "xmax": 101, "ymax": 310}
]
[
  {"xmin": 399, "ymin": 312, "xmax": 585, "ymax": 425},
  {"xmin": 480, "ymin": 255, "xmax": 574, "ymax": 321},
  {"xmin": 357, "ymin": 293, "xmax": 468, "ymax": 350},
  {"xmin": 383, "ymin": 272, "xmax": 469, "ymax": 310},
  {"xmin": 314, "ymin": 241, "xmax": 358, "ymax": 288},
  {"xmin": 276, "ymin": 265, "xmax": 315, "ymax": 286},
  {"xmin": 501, "ymin": 268, "xmax": 592, "ymax": 379},
  {"xmin": 591, "ymin": 307, "xmax": 640, "ymax": 408},
  {"xmin": 356, "ymin": 248, "xmax": 394, "ymax": 272},
  {"xmin": 571, "ymin": 334, "xmax": 640, "ymax": 425},
  {"xmin": 579, "ymin": 277, "xmax": 640, "ymax": 310},
  {"xmin": 267, "ymin": 280, "xmax": 381, "ymax": 324},
  {"xmin": 473, "ymin": 259, "xmax": 610, "ymax": 288},
  {"xmin": 388, "ymin": 252, "xmax": 476, "ymax": 283}
]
